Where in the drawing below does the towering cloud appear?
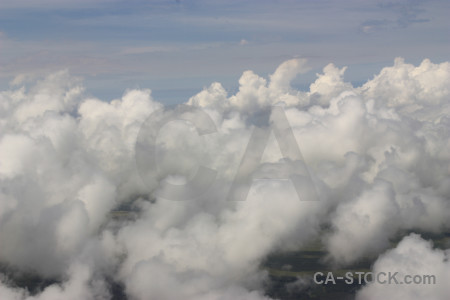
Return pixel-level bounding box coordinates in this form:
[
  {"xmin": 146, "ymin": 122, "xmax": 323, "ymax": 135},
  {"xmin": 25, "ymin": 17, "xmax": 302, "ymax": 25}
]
[{"xmin": 0, "ymin": 58, "xmax": 449, "ymax": 299}]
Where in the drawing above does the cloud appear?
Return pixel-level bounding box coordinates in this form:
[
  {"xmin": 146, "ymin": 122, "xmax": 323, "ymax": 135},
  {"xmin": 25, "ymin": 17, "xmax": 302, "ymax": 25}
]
[
  {"xmin": 325, "ymin": 180, "xmax": 400, "ymax": 265},
  {"xmin": 0, "ymin": 57, "xmax": 450, "ymax": 299},
  {"xmin": 359, "ymin": 0, "xmax": 431, "ymax": 33},
  {"xmin": 361, "ymin": 57, "xmax": 450, "ymax": 107},
  {"xmin": 357, "ymin": 234, "xmax": 450, "ymax": 300},
  {"xmin": 239, "ymin": 39, "xmax": 249, "ymax": 45}
]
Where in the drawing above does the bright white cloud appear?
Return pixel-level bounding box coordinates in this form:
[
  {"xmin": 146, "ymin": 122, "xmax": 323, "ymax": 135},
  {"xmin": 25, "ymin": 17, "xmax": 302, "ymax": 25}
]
[
  {"xmin": 0, "ymin": 58, "xmax": 449, "ymax": 299},
  {"xmin": 357, "ymin": 234, "xmax": 450, "ymax": 300}
]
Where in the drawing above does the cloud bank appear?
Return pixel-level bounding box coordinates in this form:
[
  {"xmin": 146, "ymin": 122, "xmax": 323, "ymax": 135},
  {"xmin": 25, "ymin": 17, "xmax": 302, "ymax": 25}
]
[{"xmin": 0, "ymin": 58, "xmax": 449, "ymax": 299}]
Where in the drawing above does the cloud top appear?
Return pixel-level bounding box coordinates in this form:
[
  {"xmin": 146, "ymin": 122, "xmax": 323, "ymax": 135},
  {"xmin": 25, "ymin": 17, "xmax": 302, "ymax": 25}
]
[{"xmin": 0, "ymin": 57, "xmax": 449, "ymax": 299}]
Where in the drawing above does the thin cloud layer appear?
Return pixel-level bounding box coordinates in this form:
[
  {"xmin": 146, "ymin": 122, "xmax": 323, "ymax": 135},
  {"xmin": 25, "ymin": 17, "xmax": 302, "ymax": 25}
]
[{"xmin": 0, "ymin": 58, "xmax": 449, "ymax": 299}]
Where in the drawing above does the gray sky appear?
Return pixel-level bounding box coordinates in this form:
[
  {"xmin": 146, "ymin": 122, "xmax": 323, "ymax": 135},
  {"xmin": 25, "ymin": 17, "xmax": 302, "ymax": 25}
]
[{"xmin": 0, "ymin": 0, "xmax": 449, "ymax": 103}]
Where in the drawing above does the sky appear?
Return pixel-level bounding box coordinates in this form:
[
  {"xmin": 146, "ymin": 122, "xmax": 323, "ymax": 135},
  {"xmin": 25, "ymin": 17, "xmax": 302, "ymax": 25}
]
[
  {"xmin": 0, "ymin": 0, "xmax": 449, "ymax": 103},
  {"xmin": 1, "ymin": 1, "xmax": 450, "ymax": 299}
]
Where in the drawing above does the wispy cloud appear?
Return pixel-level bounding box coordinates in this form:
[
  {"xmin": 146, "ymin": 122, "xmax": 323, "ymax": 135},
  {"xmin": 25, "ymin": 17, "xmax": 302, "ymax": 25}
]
[{"xmin": 358, "ymin": 0, "xmax": 434, "ymax": 33}]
